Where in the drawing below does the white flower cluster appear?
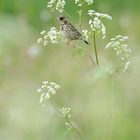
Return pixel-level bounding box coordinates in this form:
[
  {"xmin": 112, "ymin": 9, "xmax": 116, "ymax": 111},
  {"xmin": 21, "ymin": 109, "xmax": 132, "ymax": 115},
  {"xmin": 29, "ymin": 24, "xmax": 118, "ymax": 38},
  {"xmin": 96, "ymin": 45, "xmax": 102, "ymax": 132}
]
[
  {"xmin": 105, "ymin": 35, "xmax": 131, "ymax": 72},
  {"xmin": 47, "ymin": 0, "xmax": 65, "ymax": 13},
  {"xmin": 75, "ymin": 0, "xmax": 94, "ymax": 6},
  {"xmin": 37, "ymin": 81, "xmax": 60, "ymax": 104},
  {"xmin": 82, "ymin": 29, "xmax": 91, "ymax": 41},
  {"xmin": 60, "ymin": 107, "xmax": 73, "ymax": 132},
  {"xmin": 88, "ymin": 10, "xmax": 112, "ymax": 39},
  {"xmin": 37, "ymin": 27, "xmax": 62, "ymax": 46},
  {"xmin": 86, "ymin": 0, "xmax": 94, "ymax": 5},
  {"xmin": 60, "ymin": 107, "xmax": 71, "ymax": 118}
]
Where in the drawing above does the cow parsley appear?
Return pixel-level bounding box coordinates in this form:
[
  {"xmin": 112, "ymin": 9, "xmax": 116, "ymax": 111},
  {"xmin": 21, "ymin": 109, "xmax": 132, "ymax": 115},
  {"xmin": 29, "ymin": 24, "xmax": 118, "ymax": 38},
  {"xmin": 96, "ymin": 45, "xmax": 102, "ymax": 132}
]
[
  {"xmin": 37, "ymin": 27, "xmax": 62, "ymax": 46},
  {"xmin": 82, "ymin": 29, "xmax": 91, "ymax": 41},
  {"xmin": 47, "ymin": 0, "xmax": 65, "ymax": 13},
  {"xmin": 105, "ymin": 35, "xmax": 131, "ymax": 72},
  {"xmin": 88, "ymin": 10, "xmax": 112, "ymax": 38},
  {"xmin": 75, "ymin": 0, "xmax": 94, "ymax": 6},
  {"xmin": 37, "ymin": 81, "xmax": 60, "ymax": 105}
]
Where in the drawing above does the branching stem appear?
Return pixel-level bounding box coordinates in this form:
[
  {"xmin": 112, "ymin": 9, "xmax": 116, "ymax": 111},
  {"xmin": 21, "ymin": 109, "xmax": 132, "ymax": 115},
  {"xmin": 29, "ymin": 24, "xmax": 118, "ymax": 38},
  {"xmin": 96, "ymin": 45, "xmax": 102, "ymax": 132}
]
[{"xmin": 50, "ymin": 96, "xmax": 84, "ymax": 140}]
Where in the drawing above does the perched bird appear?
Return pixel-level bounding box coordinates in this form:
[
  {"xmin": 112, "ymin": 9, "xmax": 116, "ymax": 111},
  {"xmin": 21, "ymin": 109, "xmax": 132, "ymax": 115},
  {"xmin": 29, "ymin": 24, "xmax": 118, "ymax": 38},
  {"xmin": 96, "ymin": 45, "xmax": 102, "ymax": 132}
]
[{"xmin": 58, "ymin": 16, "xmax": 90, "ymax": 45}]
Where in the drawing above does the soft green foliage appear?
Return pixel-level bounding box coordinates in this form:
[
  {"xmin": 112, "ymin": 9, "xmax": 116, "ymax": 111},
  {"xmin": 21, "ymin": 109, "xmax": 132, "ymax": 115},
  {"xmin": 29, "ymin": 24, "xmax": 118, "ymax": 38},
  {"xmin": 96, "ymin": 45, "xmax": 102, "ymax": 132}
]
[{"xmin": 0, "ymin": 0, "xmax": 140, "ymax": 140}]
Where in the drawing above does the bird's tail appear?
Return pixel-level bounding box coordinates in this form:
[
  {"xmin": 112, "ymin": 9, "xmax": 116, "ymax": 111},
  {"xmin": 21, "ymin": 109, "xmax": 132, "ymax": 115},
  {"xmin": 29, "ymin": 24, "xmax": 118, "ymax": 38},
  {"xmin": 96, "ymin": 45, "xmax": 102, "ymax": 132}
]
[{"xmin": 83, "ymin": 40, "xmax": 90, "ymax": 45}]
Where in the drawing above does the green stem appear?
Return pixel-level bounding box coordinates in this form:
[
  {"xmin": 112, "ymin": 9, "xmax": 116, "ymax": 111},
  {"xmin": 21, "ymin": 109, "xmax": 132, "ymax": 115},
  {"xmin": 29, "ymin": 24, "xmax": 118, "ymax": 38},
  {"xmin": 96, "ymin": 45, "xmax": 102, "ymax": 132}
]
[
  {"xmin": 50, "ymin": 96, "xmax": 84, "ymax": 140},
  {"xmin": 93, "ymin": 31, "xmax": 99, "ymax": 66},
  {"xmin": 68, "ymin": 120, "xmax": 85, "ymax": 140},
  {"xmin": 79, "ymin": 9, "xmax": 83, "ymax": 31},
  {"xmin": 50, "ymin": 95, "xmax": 62, "ymax": 115}
]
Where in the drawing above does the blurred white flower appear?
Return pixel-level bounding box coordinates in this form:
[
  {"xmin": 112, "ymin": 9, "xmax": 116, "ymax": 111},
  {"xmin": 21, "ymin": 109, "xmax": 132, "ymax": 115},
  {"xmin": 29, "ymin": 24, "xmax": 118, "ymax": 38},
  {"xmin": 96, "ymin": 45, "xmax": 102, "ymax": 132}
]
[
  {"xmin": 37, "ymin": 27, "xmax": 62, "ymax": 46},
  {"xmin": 82, "ymin": 29, "xmax": 90, "ymax": 41},
  {"xmin": 75, "ymin": 0, "xmax": 94, "ymax": 6},
  {"xmin": 88, "ymin": 10, "xmax": 112, "ymax": 38},
  {"xmin": 47, "ymin": 27, "xmax": 59, "ymax": 43},
  {"xmin": 56, "ymin": 0, "xmax": 65, "ymax": 13},
  {"xmin": 37, "ymin": 81, "xmax": 60, "ymax": 105},
  {"xmin": 105, "ymin": 35, "xmax": 131, "ymax": 72},
  {"xmin": 37, "ymin": 38, "xmax": 43, "ymax": 44},
  {"xmin": 123, "ymin": 61, "xmax": 131, "ymax": 72},
  {"xmin": 47, "ymin": 0, "xmax": 65, "ymax": 13},
  {"xmin": 40, "ymin": 30, "xmax": 46, "ymax": 35},
  {"xmin": 47, "ymin": 0, "xmax": 56, "ymax": 9},
  {"xmin": 85, "ymin": 0, "xmax": 94, "ymax": 5},
  {"xmin": 60, "ymin": 107, "xmax": 71, "ymax": 117}
]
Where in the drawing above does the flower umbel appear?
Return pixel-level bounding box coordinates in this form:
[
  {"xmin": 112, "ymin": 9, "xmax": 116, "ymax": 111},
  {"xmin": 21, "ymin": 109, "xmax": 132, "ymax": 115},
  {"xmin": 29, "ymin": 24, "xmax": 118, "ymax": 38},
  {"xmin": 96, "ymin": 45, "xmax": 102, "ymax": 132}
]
[
  {"xmin": 47, "ymin": 0, "xmax": 65, "ymax": 13},
  {"xmin": 82, "ymin": 29, "xmax": 90, "ymax": 41},
  {"xmin": 37, "ymin": 27, "xmax": 62, "ymax": 46},
  {"xmin": 105, "ymin": 35, "xmax": 131, "ymax": 72},
  {"xmin": 75, "ymin": 0, "xmax": 94, "ymax": 6},
  {"xmin": 37, "ymin": 81, "xmax": 60, "ymax": 105},
  {"xmin": 88, "ymin": 10, "xmax": 112, "ymax": 38}
]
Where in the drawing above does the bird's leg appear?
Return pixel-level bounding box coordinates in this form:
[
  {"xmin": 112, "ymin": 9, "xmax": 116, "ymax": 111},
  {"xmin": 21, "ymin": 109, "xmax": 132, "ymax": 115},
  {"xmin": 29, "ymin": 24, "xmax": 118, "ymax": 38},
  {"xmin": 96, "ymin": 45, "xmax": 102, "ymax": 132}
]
[
  {"xmin": 66, "ymin": 40, "xmax": 76, "ymax": 48},
  {"xmin": 67, "ymin": 40, "xmax": 71, "ymax": 46}
]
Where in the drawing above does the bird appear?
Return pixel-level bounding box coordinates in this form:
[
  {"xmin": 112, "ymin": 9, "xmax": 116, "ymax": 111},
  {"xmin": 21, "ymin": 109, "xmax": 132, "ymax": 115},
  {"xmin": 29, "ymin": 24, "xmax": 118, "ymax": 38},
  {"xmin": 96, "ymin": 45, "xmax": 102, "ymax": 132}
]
[{"xmin": 58, "ymin": 16, "xmax": 90, "ymax": 46}]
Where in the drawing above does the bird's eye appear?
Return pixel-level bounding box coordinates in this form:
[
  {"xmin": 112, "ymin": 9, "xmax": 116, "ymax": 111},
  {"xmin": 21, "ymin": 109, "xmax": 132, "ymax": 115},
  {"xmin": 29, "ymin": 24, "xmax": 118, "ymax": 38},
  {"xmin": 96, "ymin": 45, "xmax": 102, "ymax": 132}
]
[{"xmin": 59, "ymin": 17, "xmax": 64, "ymax": 20}]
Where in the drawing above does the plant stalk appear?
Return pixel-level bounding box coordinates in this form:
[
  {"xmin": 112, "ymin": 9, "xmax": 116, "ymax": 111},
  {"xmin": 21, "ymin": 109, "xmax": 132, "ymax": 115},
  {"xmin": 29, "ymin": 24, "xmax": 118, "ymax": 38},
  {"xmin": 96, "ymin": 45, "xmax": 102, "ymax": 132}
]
[{"xmin": 93, "ymin": 31, "xmax": 99, "ymax": 66}]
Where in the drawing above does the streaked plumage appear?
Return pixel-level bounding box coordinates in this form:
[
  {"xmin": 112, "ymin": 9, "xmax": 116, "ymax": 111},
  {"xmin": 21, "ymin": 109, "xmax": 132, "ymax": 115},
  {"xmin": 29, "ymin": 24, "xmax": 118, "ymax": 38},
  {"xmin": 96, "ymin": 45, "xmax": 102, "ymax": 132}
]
[{"xmin": 58, "ymin": 16, "xmax": 90, "ymax": 45}]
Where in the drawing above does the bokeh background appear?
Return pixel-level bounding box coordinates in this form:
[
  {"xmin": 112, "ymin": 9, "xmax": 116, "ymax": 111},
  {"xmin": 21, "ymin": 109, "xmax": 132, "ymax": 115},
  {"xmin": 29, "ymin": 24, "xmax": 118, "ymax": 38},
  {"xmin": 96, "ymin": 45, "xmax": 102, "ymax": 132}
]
[{"xmin": 0, "ymin": 0, "xmax": 140, "ymax": 140}]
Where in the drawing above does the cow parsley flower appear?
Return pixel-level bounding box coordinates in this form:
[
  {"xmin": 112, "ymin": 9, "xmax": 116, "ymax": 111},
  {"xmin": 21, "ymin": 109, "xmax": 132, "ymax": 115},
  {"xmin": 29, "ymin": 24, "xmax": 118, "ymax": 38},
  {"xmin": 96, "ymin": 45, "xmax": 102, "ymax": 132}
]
[
  {"xmin": 85, "ymin": 0, "xmax": 94, "ymax": 5},
  {"xmin": 105, "ymin": 35, "xmax": 131, "ymax": 72},
  {"xmin": 75, "ymin": 0, "xmax": 94, "ymax": 6},
  {"xmin": 47, "ymin": 0, "xmax": 56, "ymax": 10},
  {"xmin": 47, "ymin": 27, "xmax": 60, "ymax": 43},
  {"xmin": 60, "ymin": 107, "xmax": 71, "ymax": 118},
  {"xmin": 37, "ymin": 81, "xmax": 60, "ymax": 105},
  {"xmin": 82, "ymin": 29, "xmax": 91, "ymax": 41},
  {"xmin": 56, "ymin": 0, "xmax": 65, "ymax": 12},
  {"xmin": 88, "ymin": 10, "xmax": 112, "ymax": 38},
  {"xmin": 47, "ymin": 0, "xmax": 65, "ymax": 13},
  {"xmin": 37, "ymin": 27, "xmax": 62, "ymax": 46}
]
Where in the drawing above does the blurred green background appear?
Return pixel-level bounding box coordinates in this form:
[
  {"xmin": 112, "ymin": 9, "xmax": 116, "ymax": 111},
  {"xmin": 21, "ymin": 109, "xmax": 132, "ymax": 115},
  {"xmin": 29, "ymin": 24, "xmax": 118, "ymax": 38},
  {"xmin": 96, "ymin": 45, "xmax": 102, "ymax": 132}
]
[{"xmin": 0, "ymin": 0, "xmax": 140, "ymax": 140}]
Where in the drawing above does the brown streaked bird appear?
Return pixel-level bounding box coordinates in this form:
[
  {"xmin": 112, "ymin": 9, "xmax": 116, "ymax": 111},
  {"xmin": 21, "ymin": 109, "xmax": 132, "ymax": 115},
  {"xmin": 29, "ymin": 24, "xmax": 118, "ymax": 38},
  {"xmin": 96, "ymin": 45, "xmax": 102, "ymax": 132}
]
[{"xmin": 58, "ymin": 16, "xmax": 90, "ymax": 45}]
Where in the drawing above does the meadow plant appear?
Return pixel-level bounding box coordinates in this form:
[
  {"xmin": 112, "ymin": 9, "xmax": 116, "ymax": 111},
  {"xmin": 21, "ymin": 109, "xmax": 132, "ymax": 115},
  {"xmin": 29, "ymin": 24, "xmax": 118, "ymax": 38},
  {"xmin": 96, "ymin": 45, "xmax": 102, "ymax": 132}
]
[
  {"xmin": 105, "ymin": 35, "xmax": 131, "ymax": 72},
  {"xmin": 37, "ymin": 0, "xmax": 131, "ymax": 139},
  {"xmin": 37, "ymin": 27, "xmax": 63, "ymax": 46},
  {"xmin": 37, "ymin": 81, "xmax": 84, "ymax": 140}
]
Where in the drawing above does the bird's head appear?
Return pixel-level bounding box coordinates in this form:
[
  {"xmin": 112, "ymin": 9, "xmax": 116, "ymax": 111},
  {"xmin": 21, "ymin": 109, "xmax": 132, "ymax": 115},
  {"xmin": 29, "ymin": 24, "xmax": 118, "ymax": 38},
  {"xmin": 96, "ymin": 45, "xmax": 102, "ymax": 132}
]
[{"xmin": 58, "ymin": 16, "xmax": 67, "ymax": 23}]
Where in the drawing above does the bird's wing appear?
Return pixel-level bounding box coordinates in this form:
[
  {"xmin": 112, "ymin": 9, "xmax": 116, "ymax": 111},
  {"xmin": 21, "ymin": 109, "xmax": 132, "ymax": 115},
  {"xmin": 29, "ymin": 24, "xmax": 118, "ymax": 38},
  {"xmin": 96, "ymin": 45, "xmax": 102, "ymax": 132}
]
[{"xmin": 67, "ymin": 22, "xmax": 82, "ymax": 37}]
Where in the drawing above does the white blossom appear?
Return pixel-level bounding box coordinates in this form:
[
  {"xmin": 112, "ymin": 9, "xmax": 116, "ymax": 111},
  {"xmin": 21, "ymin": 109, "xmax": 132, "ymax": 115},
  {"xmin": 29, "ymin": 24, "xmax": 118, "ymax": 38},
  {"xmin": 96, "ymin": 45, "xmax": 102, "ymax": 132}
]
[
  {"xmin": 123, "ymin": 61, "xmax": 131, "ymax": 72},
  {"xmin": 88, "ymin": 10, "xmax": 112, "ymax": 38},
  {"xmin": 105, "ymin": 35, "xmax": 131, "ymax": 72},
  {"xmin": 37, "ymin": 27, "xmax": 62, "ymax": 46},
  {"xmin": 37, "ymin": 81, "xmax": 60, "ymax": 105},
  {"xmin": 60, "ymin": 107, "xmax": 71, "ymax": 117},
  {"xmin": 47, "ymin": 0, "xmax": 56, "ymax": 8},
  {"xmin": 40, "ymin": 30, "xmax": 46, "ymax": 35},
  {"xmin": 37, "ymin": 38, "xmax": 43, "ymax": 44},
  {"xmin": 56, "ymin": 0, "xmax": 65, "ymax": 13},
  {"xmin": 82, "ymin": 29, "xmax": 90, "ymax": 41},
  {"xmin": 85, "ymin": 0, "xmax": 94, "ymax": 5},
  {"xmin": 47, "ymin": 27, "xmax": 60, "ymax": 43},
  {"xmin": 75, "ymin": 0, "xmax": 94, "ymax": 6},
  {"xmin": 47, "ymin": 0, "xmax": 65, "ymax": 13}
]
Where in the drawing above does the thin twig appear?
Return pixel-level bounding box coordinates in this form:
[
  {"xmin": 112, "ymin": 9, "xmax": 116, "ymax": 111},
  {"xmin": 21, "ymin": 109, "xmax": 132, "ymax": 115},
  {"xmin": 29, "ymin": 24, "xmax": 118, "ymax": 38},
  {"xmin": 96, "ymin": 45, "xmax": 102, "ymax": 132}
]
[
  {"xmin": 50, "ymin": 96, "xmax": 84, "ymax": 140},
  {"xmin": 68, "ymin": 120, "xmax": 85, "ymax": 140},
  {"xmin": 50, "ymin": 95, "xmax": 62, "ymax": 115},
  {"xmin": 93, "ymin": 31, "xmax": 99, "ymax": 66}
]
